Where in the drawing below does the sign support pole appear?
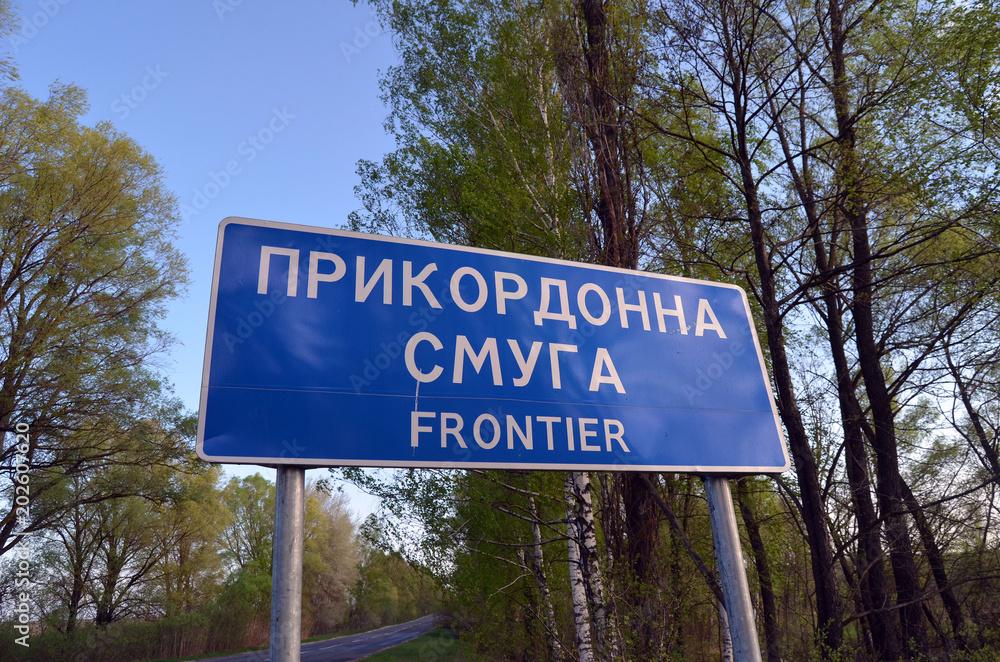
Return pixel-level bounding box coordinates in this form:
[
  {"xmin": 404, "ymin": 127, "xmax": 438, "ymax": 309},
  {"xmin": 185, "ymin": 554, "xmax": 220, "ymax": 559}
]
[
  {"xmin": 703, "ymin": 475, "xmax": 762, "ymax": 662},
  {"xmin": 270, "ymin": 465, "xmax": 305, "ymax": 662}
]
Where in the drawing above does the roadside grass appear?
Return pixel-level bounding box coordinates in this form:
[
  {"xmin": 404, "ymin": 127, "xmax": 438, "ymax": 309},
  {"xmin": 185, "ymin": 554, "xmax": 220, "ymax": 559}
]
[{"xmin": 362, "ymin": 627, "xmax": 470, "ymax": 661}]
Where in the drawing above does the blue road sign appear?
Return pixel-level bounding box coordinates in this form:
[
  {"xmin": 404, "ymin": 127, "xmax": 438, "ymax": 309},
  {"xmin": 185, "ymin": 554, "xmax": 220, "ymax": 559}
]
[{"xmin": 197, "ymin": 217, "xmax": 789, "ymax": 473}]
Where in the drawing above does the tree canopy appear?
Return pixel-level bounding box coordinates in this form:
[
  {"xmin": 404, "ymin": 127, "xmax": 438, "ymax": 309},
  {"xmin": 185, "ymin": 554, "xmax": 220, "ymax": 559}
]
[
  {"xmin": 345, "ymin": 0, "xmax": 1000, "ymax": 659},
  {"xmin": 0, "ymin": 79, "xmax": 189, "ymax": 554}
]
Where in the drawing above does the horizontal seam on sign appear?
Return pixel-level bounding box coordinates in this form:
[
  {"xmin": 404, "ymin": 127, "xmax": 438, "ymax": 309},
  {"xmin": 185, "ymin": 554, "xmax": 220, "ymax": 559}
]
[{"xmin": 205, "ymin": 385, "xmax": 772, "ymax": 415}]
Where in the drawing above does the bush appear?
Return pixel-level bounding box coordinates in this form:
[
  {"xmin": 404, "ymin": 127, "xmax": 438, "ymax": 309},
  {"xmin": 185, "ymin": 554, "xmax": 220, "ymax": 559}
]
[{"xmin": 0, "ymin": 572, "xmax": 274, "ymax": 661}]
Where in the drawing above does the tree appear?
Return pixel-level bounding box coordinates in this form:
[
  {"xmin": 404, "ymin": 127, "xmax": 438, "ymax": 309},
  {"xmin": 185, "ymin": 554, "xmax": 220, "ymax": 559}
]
[
  {"xmin": 0, "ymin": 81, "xmax": 188, "ymax": 555},
  {"xmin": 351, "ymin": 2, "xmax": 672, "ymax": 658},
  {"xmin": 648, "ymin": 0, "xmax": 847, "ymax": 652},
  {"xmin": 219, "ymin": 474, "xmax": 274, "ymax": 576},
  {"xmin": 0, "ymin": 0, "xmax": 17, "ymax": 84},
  {"xmin": 302, "ymin": 481, "xmax": 357, "ymax": 635},
  {"xmin": 154, "ymin": 459, "xmax": 229, "ymax": 618},
  {"xmin": 348, "ymin": 0, "xmax": 1000, "ymax": 658},
  {"xmin": 351, "ymin": 0, "xmax": 587, "ymax": 260},
  {"xmin": 35, "ymin": 475, "xmax": 103, "ymax": 632},
  {"xmin": 88, "ymin": 494, "xmax": 164, "ymax": 626},
  {"xmin": 349, "ymin": 543, "xmax": 438, "ymax": 631},
  {"xmin": 336, "ymin": 466, "xmax": 570, "ymax": 658}
]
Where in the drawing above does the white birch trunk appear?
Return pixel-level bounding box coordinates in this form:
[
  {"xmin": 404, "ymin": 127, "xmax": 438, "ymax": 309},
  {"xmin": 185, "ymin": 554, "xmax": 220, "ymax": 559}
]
[
  {"xmin": 567, "ymin": 474, "xmax": 594, "ymax": 662},
  {"xmin": 719, "ymin": 600, "xmax": 734, "ymax": 662},
  {"xmin": 569, "ymin": 470, "xmax": 616, "ymax": 659},
  {"xmin": 529, "ymin": 495, "xmax": 564, "ymax": 662}
]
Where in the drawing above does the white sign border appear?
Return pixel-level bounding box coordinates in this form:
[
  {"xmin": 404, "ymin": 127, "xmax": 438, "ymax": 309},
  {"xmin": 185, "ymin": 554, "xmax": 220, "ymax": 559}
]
[{"xmin": 196, "ymin": 216, "xmax": 790, "ymax": 474}]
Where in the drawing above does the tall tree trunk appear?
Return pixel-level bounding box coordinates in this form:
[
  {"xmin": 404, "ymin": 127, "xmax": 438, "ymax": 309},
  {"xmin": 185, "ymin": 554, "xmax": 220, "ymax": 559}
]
[
  {"xmin": 529, "ymin": 496, "xmax": 564, "ymax": 662},
  {"xmin": 739, "ymin": 136, "xmax": 844, "ymax": 658},
  {"xmin": 62, "ymin": 497, "xmax": 96, "ymax": 634},
  {"xmin": 813, "ymin": 230, "xmax": 900, "ymax": 660},
  {"xmin": 714, "ymin": 3, "xmax": 844, "ymax": 649},
  {"xmin": 735, "ymin": 479, "xmax": 781, "ymax": 662},
  {"xmin": 565, "ymin": 2, "xmax": 651, "ymax": 656},
  {"xmin": 621, "ymin": 472, "xmax": 661, "ymax": 658},
  {"xmin": 719, "ymin": 600, "xmax": 734, "ymax": 662},
  {"xmin": 518, "ymin": 546, "xmax": 538, "ymax": 662},
  {"xmin": 841, "ymin": 402, "xmax": 900, "ymax": 660},
  {"xmin": 567, "ymin": 474, "xmax": 595, "ymax": 662},
  {"xmin": 900, "ymin": 478, "xmax": 968, "ymax": 652},
  {"xmin": 666, "ymin": 475, "xmax": 687, "ymax": 659},
  {"xmin": 66, "ymin": 555, "xmax": 85, "ymax": 633},
  {"xmin": 575, "ymin": 0, "xmax": 637, "ymax": 269},
  {"xmin": 827, "ymin": 0, "xmax": 926, "ymax": 655},
  {"xmin": 845, "ymin": 140, "xmax": 926, "ymax": 662},
  {"xmin": 568, "ymin": 471, "xmax": 613, "ymax": 659},
  {"xmin": 768, "ymin": 56, "xmax": 900, "ymax": 660}
]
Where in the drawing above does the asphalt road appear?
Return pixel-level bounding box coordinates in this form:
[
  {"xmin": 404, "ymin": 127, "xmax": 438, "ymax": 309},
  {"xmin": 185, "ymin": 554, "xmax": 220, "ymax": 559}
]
[{"xmin": 203, "ymin": 614, "xmax": 441, "ymax": 662}]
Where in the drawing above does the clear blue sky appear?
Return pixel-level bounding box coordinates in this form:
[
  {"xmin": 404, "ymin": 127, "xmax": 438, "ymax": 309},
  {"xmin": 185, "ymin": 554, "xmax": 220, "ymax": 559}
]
[{"xmin": 9, "ymin": 0, "xmax": 396, "ymax": 517}]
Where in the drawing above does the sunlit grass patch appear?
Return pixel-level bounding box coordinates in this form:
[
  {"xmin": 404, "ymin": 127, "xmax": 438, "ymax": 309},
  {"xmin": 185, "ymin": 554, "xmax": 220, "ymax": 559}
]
[{"xmin": 363, "ymin": 627, "xmax": 471, "ymax": 661}]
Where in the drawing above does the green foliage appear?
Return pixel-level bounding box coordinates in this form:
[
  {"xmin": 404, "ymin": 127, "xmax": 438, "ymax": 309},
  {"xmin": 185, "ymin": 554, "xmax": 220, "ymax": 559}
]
[
  {"xmin": 0, "ymin": 601, "xmax": 265, "ymax": 662},
  {"xmin": 0, "ymin": 79, "xmax": 189, "ymax": 554},
  {"xmin": 441, "ymin": 470, "xmax": 564, "ymax": 660},
  {"xmin": 155, "ymin": 461, "xmax": 229, "ymax": 617},
  {"xmin": 339, "ymin": 468, "xmax": 460, "ymax": 576},
  {"xmin": 350, "ymin": 545, "xmax": 439, "ymax": 630},
  {"xmin": 351, "ymin": 0, "xmax": 587, "ymax": 259},
  {"xmin": 212, "ymin": 568, "xmax": 272, "ymax": 625},
  {"xmin": 302, "ymin": 482, "xmax": 358, "ymax": 635},
  {"xmin": 218, "ymin": 474, "xmax": 275, "ymax": 576},
  {"xmin": 3, "ymin": 466, "xmax": 365, "ymax": 658}
]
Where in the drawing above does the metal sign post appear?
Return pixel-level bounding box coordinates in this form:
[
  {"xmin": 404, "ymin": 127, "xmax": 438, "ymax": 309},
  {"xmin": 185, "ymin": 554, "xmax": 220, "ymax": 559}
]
[
  {"xmin": 704, "ymin": 475, "xmax": 762, "ymax": 662},
  {"xmin": 270, "ymin": 466, "xmax": 304, "ymax": 662}
]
